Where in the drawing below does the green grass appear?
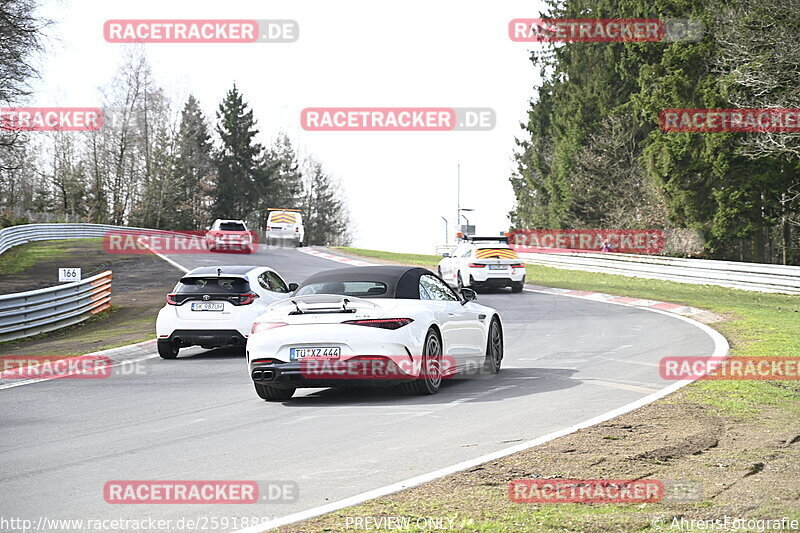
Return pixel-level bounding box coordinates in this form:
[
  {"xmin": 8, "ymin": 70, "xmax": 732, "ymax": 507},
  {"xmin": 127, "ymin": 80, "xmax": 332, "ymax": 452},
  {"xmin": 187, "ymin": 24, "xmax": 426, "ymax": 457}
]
[
  {"xmin": 336, "ymin": 246, "xmax": 800, "ymax": 417},
  {"xmin": 0, "ymin": 238, "xmax": 103, "ymax": 275},
  {"xmin": 335, "ymin": 247, "xmax": 444, "ymax": 267}
]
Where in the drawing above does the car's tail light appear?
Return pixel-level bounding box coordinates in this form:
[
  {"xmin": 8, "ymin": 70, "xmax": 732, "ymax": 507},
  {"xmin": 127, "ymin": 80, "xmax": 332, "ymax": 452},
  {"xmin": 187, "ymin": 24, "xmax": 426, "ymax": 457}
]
[
  {"xmin": 252, "ymin": 358, "xmax": 278, "ymax": 365},
  {"xmin": 251, "ymin": 322, "xmax": 288, "ymax": 334},
  {"xmin": 295, "ymin": 227, "xmax": 299, "ymax": 232},
  {"xmin": 238, "ymin": 293, "xmax": 259, "ymax": 305},
  {"xmin": 511, "ymin": 263, "xmax": 525, "ymax": 268},
  {"xmin": 343, "ymin": 318, "xmax": 414, "ymax": 330},
  {"xmin": 468, "ymin": 263, "xmax": 486, "ymax": 268},
  {"xmin": 166, "ymin": 293, "xmax": 178, "ymax": 305}
]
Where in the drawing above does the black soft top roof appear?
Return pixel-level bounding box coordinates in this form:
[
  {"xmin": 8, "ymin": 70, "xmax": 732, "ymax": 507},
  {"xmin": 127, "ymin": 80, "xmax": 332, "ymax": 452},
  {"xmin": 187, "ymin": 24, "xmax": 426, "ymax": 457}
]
[{"xmin": 298, "ymin": 266, "xmax": 434, "ymax": 299}]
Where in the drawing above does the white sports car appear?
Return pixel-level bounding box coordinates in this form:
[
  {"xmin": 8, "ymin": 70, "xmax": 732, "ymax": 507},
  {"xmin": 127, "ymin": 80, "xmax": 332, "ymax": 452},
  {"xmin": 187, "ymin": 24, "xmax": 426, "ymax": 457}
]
[
  {"xmin": 247, "ymin": 266, "xmax": 504, "ymax": 401},
  {"xmin": 156, "ymin": 266, "xmax": 297, "ymax": 359}
]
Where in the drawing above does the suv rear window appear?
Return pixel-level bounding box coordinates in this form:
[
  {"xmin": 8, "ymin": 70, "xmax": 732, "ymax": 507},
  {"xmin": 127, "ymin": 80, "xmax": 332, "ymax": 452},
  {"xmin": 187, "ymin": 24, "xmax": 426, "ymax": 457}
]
[
  {"xmin": 219, "ymin": 222, "xmax": 246, "ymax": 231},
  {"xmin": 295, "ymin": 281, "xmax": 387, "ymax": 298},
  {"xmin": 177, "ymin": 277, "xmax": 251, "ymax": 294}
]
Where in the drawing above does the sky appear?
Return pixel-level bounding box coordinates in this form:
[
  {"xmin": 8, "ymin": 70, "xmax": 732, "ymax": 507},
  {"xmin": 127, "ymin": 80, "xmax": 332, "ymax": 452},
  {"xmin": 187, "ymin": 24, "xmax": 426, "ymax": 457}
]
[{"xmin": 29, "ymin": 0, "xmax": 547, "ymax": 253}]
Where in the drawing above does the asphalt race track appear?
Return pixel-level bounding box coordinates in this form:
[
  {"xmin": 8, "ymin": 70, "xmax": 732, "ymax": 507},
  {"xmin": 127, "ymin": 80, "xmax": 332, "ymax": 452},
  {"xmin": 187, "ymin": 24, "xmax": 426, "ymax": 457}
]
[{"xmin": 0, "ymin": 246, "xmax": 717, "ymax": 529}]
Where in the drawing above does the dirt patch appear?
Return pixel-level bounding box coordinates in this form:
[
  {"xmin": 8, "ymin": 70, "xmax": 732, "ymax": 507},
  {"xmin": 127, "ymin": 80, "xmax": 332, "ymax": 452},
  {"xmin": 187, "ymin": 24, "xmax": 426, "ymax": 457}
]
[
  {"xmin": 278, "ymin": 393, "xmax": 800, "ymax": 532},
  {"xmin": 0, "ymin": 241, "xmax": 181, "ymax": 356}
]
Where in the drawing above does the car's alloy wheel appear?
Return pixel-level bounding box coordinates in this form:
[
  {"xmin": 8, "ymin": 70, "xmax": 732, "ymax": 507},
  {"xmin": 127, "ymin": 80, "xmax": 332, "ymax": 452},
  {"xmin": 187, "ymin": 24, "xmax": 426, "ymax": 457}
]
[
  {"xmin": 405, "ymin": 329, "xmax": 443, "ymax": 395},
  {"xmin": 254, "ymin": 383, "xmax": 295, "ymax": 401},
  {"xmin": 483, "ymin": 318, "xmax": 503, "ymax": 374},
  {"xmin": 157, "ymin": 340, "xmax": 179, "ymax": 359}
]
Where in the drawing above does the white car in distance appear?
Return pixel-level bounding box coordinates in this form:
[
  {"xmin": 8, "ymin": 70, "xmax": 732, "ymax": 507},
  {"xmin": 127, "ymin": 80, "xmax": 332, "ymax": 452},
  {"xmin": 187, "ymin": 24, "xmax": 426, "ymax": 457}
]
[
  {"xmin": 156, "ymin": 266, "xmax": 297, "ymax": 359},
  {"xmin": 438, "ymin": 236, "xmax": 526, "ymax": 293}
]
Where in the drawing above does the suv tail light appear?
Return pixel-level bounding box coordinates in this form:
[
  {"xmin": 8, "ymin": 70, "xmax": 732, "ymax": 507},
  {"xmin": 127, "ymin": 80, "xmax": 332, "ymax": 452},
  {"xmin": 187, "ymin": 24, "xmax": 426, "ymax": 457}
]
[
  {"xmin": 166, "ymin": 293, "xmax": 178, "ymax": 305},
  {"xmin": 343, "ymin": 318, "xmax": 414, "ymax": 330},
  {"xmin": 251, "ymin": 322, "xmax": 288, "ymax": 334},
  {"xmin": 238, "ymin": 293, "xmax": 259, "ymax": 305},
  {"xmin": 511, "ymin": 263, "xmax": 525, "ymax": 268},
  {"xmin": 468, "ymin": 263, "xmax": 486, "ymax": 268}
]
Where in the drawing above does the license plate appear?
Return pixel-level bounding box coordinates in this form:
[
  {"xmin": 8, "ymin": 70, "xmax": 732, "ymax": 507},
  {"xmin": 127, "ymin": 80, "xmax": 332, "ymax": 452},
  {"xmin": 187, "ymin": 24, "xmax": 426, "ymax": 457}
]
[
  {"xmin": 489, "ymin": 264, "xmax": 507, "ymax": 270},
  {"xmin": 290, "ymin": 347, "xmax": 341, "ymax": 360},
  {"xmin": 191, "ymin": 302, "xmax": 224, "ymax": 311}
]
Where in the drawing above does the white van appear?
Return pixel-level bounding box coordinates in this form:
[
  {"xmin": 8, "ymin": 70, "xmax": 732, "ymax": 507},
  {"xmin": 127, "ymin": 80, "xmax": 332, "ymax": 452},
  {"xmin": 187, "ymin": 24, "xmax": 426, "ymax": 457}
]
[{"xmin": 265, "ymin": 209, "xmax": 304, "ymax": 247}]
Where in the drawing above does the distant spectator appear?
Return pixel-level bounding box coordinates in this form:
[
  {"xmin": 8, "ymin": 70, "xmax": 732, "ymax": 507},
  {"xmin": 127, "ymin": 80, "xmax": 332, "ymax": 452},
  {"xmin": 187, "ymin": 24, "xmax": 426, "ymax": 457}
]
[{"xmin": 600, "ymin": 239, "xmax": 613, "ymax": 252}]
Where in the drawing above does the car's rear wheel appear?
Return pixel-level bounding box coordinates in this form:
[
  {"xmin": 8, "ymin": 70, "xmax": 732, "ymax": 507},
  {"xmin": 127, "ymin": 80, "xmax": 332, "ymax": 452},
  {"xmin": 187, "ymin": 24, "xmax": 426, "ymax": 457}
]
[
  {"xmin": 254, "ymin": 383, "xmax": 295, "ymax": 401},
  {"xmin": 511, "ymin": 281, "xmax": 524, "ymax": 293},
  {"xmin": 404, "ymin": 328, "xmax": 443, "ymax": 395},
  {"xmin": 158, "ymin": 340, "xmax": 179, "ymax": 359},
  {"xmin": 457, "ymin": 272, "xmax": 464, "ymax": 291},
  {"xmin": 483, "ymin": 318, "xmax": 503, "ymax": 374}
]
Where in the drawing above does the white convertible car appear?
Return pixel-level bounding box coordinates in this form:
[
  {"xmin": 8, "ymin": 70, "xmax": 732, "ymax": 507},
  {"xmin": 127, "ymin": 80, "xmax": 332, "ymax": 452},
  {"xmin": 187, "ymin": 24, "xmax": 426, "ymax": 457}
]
[{"xmin": 247, "ymin": 266, "xmax": 504, "ymax": 401}]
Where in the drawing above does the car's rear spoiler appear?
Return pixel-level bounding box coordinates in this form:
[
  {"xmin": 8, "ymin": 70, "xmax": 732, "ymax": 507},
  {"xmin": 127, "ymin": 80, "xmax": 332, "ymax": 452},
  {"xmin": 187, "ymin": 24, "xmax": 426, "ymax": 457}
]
[{"xmin": 273, "ymin": 294, "xmax": 377, "ymax": 315}]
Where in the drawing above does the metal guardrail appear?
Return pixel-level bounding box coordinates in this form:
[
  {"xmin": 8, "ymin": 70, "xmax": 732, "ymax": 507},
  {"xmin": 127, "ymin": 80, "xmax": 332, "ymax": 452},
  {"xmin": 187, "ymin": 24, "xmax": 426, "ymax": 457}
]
[
  {"xmin": 0, "ymin": 270, "xmax": 112, "ymax": 343},
  {"xmin": 0, "ymin": 223, "xmax": 160, "ymax": 255},
  {"xmin": 519, "ymin": 251, "xmax": 800, "ymax": 294}
]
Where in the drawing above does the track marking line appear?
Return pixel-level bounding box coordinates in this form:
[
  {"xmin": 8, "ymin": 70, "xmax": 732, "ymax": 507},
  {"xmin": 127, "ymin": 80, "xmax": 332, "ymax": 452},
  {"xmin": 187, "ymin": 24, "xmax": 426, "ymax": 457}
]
[{"xmin": 137, "ymin": 238, "xmax": 190, "ymax": 273}]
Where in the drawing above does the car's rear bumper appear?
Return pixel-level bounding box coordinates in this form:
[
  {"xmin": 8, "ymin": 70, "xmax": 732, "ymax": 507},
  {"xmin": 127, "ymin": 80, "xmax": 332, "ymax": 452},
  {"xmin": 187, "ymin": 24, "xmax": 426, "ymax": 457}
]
[
  {"xmin": 468, "ymin": 269, "xmax": 525, "ymax": 284},
  {"xmin": 250, "ymin": 360, "xmax": 417, "ymax": 389},
  {"xmin": 162, "ymin": 329, "xmax": 247, "ymax": 348}
]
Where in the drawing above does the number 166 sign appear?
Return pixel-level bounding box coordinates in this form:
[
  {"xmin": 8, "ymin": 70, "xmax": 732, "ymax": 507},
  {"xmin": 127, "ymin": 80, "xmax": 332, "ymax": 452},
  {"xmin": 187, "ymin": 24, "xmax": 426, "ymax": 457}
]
[{"xmin": 58, "ymin": 268, "xmax": 81, "ymax": 282}]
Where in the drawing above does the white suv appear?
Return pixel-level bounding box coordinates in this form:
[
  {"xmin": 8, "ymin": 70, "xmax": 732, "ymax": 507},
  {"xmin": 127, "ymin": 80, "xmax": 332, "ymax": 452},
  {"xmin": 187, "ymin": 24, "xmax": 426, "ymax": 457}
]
[
  {"xmin": 156, "ymin": 266, "xmax": 297, "ymax": 358},
  {"xmin": 437, "ymin": 237, "xmax": 526, "ymax": 293},
  {"xmin": 265, "ymin": 209, "xmax": 304, "ymax": 247}
]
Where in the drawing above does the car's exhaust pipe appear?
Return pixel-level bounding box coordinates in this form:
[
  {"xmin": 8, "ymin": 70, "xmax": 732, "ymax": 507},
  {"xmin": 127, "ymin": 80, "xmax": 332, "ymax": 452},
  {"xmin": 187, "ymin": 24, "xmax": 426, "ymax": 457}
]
[{"xmin": 252, "ymin": 369, "xmax": 275, "ymax": 381}]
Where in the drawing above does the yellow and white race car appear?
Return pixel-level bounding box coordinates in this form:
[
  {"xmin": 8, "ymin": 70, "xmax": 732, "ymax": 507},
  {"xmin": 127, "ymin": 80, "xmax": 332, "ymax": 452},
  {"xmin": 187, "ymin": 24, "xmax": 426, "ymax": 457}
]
[{"xmin": 437, "ymin": 236, "xmax": 526, "ymax": 293}]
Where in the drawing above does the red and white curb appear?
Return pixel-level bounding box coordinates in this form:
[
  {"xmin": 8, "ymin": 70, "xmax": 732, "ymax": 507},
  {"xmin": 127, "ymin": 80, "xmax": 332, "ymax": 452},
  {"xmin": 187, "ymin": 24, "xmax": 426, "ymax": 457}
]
[
  {"xmin": 298, "ymin": 248, "xmax": 376, "ymax": 267},
  {"xmin": 307, "ymin": 248, "xmax": 723, "ymax": 323},
  {"xmin": 524, "ymin": 284, "xmax": 723, "ymax": 323}
]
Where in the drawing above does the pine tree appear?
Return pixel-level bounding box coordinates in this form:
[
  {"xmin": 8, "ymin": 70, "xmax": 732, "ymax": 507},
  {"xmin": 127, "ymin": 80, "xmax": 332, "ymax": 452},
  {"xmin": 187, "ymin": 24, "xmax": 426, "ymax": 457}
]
[
  {"xmin": 174, "ymin": 95, "xmax": 215, "ymax": 229},
  {"xmin": 214, "ymin": 84, "xmax": 264, "ymax": 221}
]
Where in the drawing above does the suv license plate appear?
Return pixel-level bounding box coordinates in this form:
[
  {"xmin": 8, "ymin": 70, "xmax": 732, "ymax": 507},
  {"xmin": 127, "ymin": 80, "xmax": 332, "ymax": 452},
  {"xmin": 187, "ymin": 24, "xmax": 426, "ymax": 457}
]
[
  {"xmin": 489, "ymin": 265, "xmax": 507, "ymax": 270},
  {"xmin": 290, "ymin": 347, "xmax": 341, "ymax": 360},
  {"xmin": 191, "ymin": 302, "xmax": 224, "ymax": 311}
]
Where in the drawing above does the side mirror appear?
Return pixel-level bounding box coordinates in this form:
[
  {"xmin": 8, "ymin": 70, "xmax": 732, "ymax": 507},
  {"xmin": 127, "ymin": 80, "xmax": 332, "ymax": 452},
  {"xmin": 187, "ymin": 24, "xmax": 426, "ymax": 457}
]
[
  {"xmin": 442, "ymin": 253, "xmax": 450, "ymax": 258},
  {"xmin": 460, "ymin": 288, "xmax": 477, "ymax": 303},
  {"xmin": 288, "ymin": 282, "xmax": 299, "ymax": 292}
]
